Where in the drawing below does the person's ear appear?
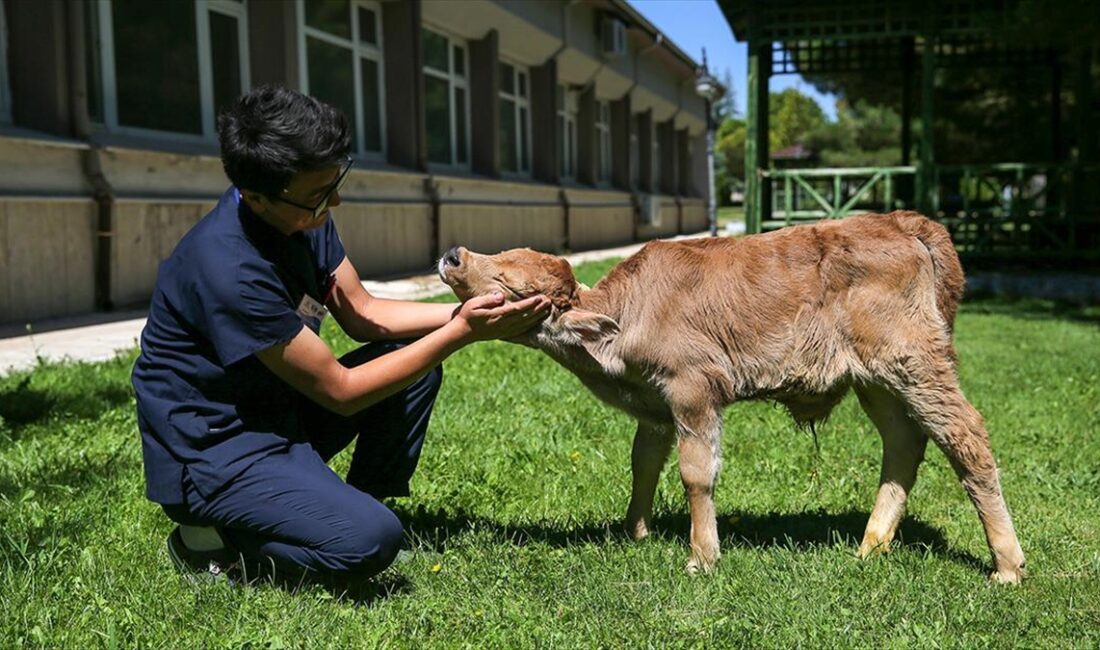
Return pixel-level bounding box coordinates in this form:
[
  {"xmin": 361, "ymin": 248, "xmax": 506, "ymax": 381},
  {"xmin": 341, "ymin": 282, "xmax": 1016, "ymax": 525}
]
[{"xmin": 239, "ymin": 190, "xmax": 270, "ymax": 214}]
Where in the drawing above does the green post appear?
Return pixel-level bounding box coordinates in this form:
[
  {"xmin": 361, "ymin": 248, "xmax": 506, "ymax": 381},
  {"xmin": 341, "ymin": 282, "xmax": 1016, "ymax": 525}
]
[
  {"xmin": 833, "ymin": 175, "xmax": 842, "ymax": 217},
  {"xmin": 784, "ymin": 175, "xmax": 793, "ymax": 226},
  {"xmin": 1071, "ymin": 48, "xmax": 1095, "ymax": 253},
  {"xmin": 745, "ymin": 40, "xmax": 758, "ymax": 234},
  {"xmin": 917, "ymin": 34, "xmax": 936, "ymax": 216},
  {"xmin": 745, "ymin": 38, "xmax": 770, "ymax": 233},
  {"xmin": 900, "ymin": 37, "xmax": 915, "ymax": 166}
]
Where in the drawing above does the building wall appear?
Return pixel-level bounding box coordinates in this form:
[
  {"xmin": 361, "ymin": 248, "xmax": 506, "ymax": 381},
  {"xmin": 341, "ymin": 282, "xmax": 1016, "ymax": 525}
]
[
  {"xmin": 0, "ymin": 199, "xmax": 96, "ymax": 323},
  {"xmin": 111, "ymin": 201, "xmax": 210, "ymax": 307},
  {"xmin": 681, "ymin": 198, "xmax": 707, "ymax": 232},
  {"xmin": 0, "ymin": 0, "xmax": 716, "ymax": 326},
  {"xmin": 567, "ymin": 187, "xmax": 634, "ymax": 250},
  {"xmin": 336, "ymin": 202, "xmax": 435, "ymax": 277}
]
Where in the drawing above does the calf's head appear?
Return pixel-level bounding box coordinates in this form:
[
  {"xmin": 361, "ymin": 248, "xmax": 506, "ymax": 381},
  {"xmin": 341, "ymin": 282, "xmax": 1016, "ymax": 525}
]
[{"xmin": 438, "ymin": 246, "xmax": 621, "ymax": 367}]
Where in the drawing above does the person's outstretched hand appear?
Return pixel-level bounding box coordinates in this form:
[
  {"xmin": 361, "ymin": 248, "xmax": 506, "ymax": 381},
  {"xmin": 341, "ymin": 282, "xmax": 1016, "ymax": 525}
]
[{"xmin": 454, "ymin": 293, "xmax": 551, "ymax": 342}]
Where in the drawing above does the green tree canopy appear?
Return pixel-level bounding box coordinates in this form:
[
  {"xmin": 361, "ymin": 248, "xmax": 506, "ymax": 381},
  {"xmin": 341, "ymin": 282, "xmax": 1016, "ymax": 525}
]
[
  {"xmin": 769, "ymin": 87, "xmax": 827, "ymax": 151},
  {"xmin": 803, "ymin": 99, "xmax": 902, "ymax": 167}
]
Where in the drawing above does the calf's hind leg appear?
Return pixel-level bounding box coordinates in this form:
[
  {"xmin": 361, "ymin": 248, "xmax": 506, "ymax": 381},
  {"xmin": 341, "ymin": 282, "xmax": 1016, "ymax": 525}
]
[
  {"xmin": 625, "ymin": 421, "xmax": 675, "ymax": 540},
  {"xmin": 897, "ymin": 359, "xmax": 1026, "ymax": 583},
  {"xmin": 854, "ymin": 383, "xmax": 929, "ymax": 557}
]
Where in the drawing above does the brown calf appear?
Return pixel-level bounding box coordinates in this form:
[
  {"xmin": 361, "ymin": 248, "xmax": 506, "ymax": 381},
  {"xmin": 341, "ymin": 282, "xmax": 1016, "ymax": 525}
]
[{"xmin": 439, "ymin": 211, "xmax": 1025, "ymax": 583}]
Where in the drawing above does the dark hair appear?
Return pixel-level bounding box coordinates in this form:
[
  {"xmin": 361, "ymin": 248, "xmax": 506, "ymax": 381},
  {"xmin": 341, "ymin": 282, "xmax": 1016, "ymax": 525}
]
[{"xmin": 216, "ymin": 85, "xmax": 351, "ymax": 197}]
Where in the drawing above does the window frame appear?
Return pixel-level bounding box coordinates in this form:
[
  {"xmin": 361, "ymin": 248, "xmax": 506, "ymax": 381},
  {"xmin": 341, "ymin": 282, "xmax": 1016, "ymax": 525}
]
[
  {"xmin": 498, "ymin": 58, "xmax": 531, "ymax": 177},
  {"xmin": 297, "ymin": 0, "xmax": 386, "ymax": 159},
  {"xmin": 422, "ymin": 24, "xmax": 470, "ymax": 171},
  {"xmin": 94, "ymin": 0, "xmax": 251, "ymax": 143},
  {"xmin": 557, "ymin": 84, "xmax": 577, "ymax": 180},
  {"xmin": 0, "ymin": 0, "xmax": 11, "ymax": 124},
  {"xmin": 595, "ymin": 100, "xmax": 611, "ymax": 185}
]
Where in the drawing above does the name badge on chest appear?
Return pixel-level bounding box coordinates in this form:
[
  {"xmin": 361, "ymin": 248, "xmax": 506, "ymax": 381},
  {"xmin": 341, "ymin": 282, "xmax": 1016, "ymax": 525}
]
[{"xmin": 296, "ymin": 293, "xmax": 328, "ymax": 326}]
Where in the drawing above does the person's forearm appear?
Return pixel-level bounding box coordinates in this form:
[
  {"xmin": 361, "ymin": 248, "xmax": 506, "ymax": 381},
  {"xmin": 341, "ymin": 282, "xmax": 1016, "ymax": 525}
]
[
  {"xmin": 347, "ymin": 297, "xmax": 459, "ymax": 341},
  {"xmin": 334, "ymin": 318, "xmax": 470, "ymax": 415}
]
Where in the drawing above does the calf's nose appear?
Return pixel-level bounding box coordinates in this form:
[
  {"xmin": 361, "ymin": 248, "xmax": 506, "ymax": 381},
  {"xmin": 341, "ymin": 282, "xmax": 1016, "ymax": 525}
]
[{"xmin": 444, "ymin": 246, "xmax": 463, "ymax": 267}]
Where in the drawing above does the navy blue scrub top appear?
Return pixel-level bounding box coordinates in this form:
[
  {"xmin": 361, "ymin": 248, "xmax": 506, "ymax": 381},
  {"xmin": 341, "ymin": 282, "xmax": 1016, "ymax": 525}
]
[{"xmin": 132, "ymin": 187, "xmax": 346, "ymax": 505}]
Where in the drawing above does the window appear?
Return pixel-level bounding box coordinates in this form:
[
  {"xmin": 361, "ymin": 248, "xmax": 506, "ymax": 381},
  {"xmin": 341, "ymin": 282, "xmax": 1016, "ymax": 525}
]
[
  {"xmin": 299, "ymin": 0, "xmax": 385, "ymax": 157},
  {"xmin": 0, "ymin": 0, "xmax": 10, "ymax": 124},
  {"xmin": 630, "ymin": 115, "xmax": 641, "ymax": 188},
  {"xmin": 498, "ymin": 61, "xmax": 530, "ymax": 175},
  {"xmin": 595, "ymin": 101, "xmax": 611, "ymax": 183},
  {"xmin": 423, "ymin": 27, "xmax": 469, "ymax": 168},
  {"xmin": 90, "ymin": 0, "xmax": 250, "ymax": 140},
  {"xmin": 652, "ymin": 122, "xmax": 661, "ymax": 193},
  {"xmin": 557, "ymin": 85, "xmax": 577, "ymax": 180}
]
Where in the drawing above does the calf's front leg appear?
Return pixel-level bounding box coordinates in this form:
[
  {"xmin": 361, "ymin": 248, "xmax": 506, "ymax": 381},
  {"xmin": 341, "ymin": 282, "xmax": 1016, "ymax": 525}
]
[
  {"xmin": 674, "ymin": 407, "xmax": 723, "ymax": 574},
  {"xmin": 625, "ymin": 421, "xmax": 675, "ymax": 540}
]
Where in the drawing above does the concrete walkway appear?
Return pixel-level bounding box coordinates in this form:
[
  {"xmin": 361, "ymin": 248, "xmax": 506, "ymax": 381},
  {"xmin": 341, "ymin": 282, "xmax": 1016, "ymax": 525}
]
[{"xmin": 0, "ymin": 232, "xmax": 717, "ymax": 376}]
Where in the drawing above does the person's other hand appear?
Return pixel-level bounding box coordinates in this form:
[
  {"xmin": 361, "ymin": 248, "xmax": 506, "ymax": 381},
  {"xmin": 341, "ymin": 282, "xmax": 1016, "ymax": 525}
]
[{"xmin": 454, "ymin": 293, "xmax": 551, "ymax": 342}]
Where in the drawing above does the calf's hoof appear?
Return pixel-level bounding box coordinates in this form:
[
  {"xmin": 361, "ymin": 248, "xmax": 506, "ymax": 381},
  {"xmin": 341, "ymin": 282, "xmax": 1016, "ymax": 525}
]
[
  {"xmin": 989, "ymin": 566, "xmax": 1025, "ymax": 585},
  {"xmin": 856, "ymin": 536, "xmax": 891, "ymax": 559},
  {"xmin": 625, "ymin": 519, "xmax": 650, "ymax": 541},
  {"xmin": 685, "ymin": 550, "xmax": 719, "ymax": 575}
]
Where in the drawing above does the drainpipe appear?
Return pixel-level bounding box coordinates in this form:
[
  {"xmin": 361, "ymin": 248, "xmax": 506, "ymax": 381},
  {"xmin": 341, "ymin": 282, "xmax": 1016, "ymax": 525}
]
[
  {"xmin": 626, "ymin": 33, "xmax": 663, "ymax": 97},
  {"xmin": 579, "ymin": 61, "xmax": 605, "ymax": 93},
  {"xmin": 550, "ymin": 0, "xmax": 582, "ymax": 60},
  {"xmin": 67, "ymin": 1, "xmax": 115, "ymax": 311},
  {"xmin": 424, "ymin": 177, "xmax": 441, "ymax": 263}
]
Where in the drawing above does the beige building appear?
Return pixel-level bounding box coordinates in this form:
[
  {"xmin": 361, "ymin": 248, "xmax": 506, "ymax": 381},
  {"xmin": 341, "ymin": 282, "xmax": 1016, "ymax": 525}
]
[{"xmin": 0, "ymin": 0, "xmax": 712, "ymax": 325}]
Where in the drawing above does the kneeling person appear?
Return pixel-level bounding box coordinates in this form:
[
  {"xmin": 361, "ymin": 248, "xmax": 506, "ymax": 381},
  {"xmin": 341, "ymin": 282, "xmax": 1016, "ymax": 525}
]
[{"xmin": 131, "ymin": 86, "xmax": 550, "ymax": 581}]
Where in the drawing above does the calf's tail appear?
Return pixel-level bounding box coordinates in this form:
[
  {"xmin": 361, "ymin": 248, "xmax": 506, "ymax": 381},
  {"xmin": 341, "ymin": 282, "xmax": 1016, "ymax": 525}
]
[{"xmin": 890, "ymin": 211, "xmax": 965, "ymax": 333}]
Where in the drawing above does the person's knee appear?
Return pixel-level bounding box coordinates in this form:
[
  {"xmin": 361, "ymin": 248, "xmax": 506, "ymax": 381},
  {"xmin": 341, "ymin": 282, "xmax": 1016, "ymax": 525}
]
[{"xmin": 322, "ymin": 508, "xmax": 404, "ymax": 576}]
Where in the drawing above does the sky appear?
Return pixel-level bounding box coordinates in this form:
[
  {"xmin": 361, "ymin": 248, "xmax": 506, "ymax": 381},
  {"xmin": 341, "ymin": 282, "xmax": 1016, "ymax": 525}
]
[{"xmin": 630, "ymin": 0, "xmax": 838, "ymax": 121}]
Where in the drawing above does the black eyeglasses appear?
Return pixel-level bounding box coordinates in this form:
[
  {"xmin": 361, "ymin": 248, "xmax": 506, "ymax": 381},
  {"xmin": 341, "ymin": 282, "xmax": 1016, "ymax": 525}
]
[{"xmin": 275, "ymin": 157, "xmax": 354, "ymax": 218}]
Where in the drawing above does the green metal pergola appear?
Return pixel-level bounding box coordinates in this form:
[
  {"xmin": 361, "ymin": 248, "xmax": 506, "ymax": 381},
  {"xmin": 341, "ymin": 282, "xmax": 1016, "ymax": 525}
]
[{"xmin": 719, "ymin": 0, "xmax": 1100, "ymax": 264}]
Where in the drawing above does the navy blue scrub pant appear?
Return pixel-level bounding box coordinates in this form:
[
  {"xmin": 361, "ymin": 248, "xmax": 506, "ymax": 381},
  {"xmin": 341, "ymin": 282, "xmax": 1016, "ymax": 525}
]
[{"xmin": 162, "ymin": 341, "xmax": 442, "ymax": 579}]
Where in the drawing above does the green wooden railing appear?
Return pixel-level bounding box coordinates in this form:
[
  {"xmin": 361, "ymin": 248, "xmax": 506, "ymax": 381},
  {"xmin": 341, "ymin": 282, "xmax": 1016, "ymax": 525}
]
[
  {"xmin": 930, "ymin": 162, "xmax": 1100, "ymax": 257},
  {"xmin": 755, "ymin": 162, "xmax": 1100, "ymax": 260},
  {"xmin": 761, "ymin": 166, "xmax": 917, "ymax": 230}
]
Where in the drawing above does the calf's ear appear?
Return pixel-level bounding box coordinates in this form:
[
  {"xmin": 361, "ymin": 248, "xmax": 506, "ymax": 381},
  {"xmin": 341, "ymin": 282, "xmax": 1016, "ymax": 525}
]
[
  {"xmin": 558, "ymin": 309, "xmax": 620, "ymax": 342},
  {"xmin": 556, "ymin": 310, "xmax": 623, "ymax": 372}
]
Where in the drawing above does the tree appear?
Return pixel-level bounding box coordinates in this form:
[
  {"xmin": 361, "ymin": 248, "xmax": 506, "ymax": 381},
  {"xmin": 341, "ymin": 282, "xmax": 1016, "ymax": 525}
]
[
  {"xmin": 707, "ymin": 69, "xmax": 744, "ymax": 205},
  {"xmin": 714, "ymin": 115, "xmax": 746, "ymax": 204},
  {"xmin": 715, "ymin": 88, "xmax": 828, "ymax": 204},
  {"xmin": 803, "ymin": 99, "xmax": 902, "ymax": 167},
  {"xmin": 769, "ymin": 87, "xmax": 827, "ymax": 151},
  {"xmin": 711, "ymin": 68, "xmax": 738, "ymax": 123}
]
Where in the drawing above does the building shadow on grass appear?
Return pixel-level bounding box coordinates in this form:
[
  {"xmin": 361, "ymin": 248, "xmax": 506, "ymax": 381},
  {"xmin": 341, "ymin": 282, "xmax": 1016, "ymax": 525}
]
[
  {"xmin": 0, "ymin": 436, "xmax": 137, "ymax": 500},
  {"xmin": 962, "ymin": 294, "xmax": 1100, "ymax": 326},
  {"xmin": 396, "ymin": 505, "xmax": 985, "ymax": 572},
  {"xmin": 0, "ymin": 375, "xmax": 133, "ymax": 441}
]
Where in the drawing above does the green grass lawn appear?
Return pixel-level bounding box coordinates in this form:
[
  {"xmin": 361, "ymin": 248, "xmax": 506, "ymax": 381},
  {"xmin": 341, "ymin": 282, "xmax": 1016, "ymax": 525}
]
[{"xmin": 2, "ymin": 260, "xmax": 1099, "ymax": 647}]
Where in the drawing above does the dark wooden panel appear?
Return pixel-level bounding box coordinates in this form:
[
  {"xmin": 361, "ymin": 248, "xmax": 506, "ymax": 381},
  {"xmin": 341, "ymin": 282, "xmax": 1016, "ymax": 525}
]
[
  {"xmin": 382, "ymin": 0, "xmax": 425, "ymax": 170},
  {"xmin": 469, "ymin": 29, "xmax": 499, "ymax": 178},
  {"xmin": 530, "ymin": 58, "xmax": 558, "ymax": 184}
]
